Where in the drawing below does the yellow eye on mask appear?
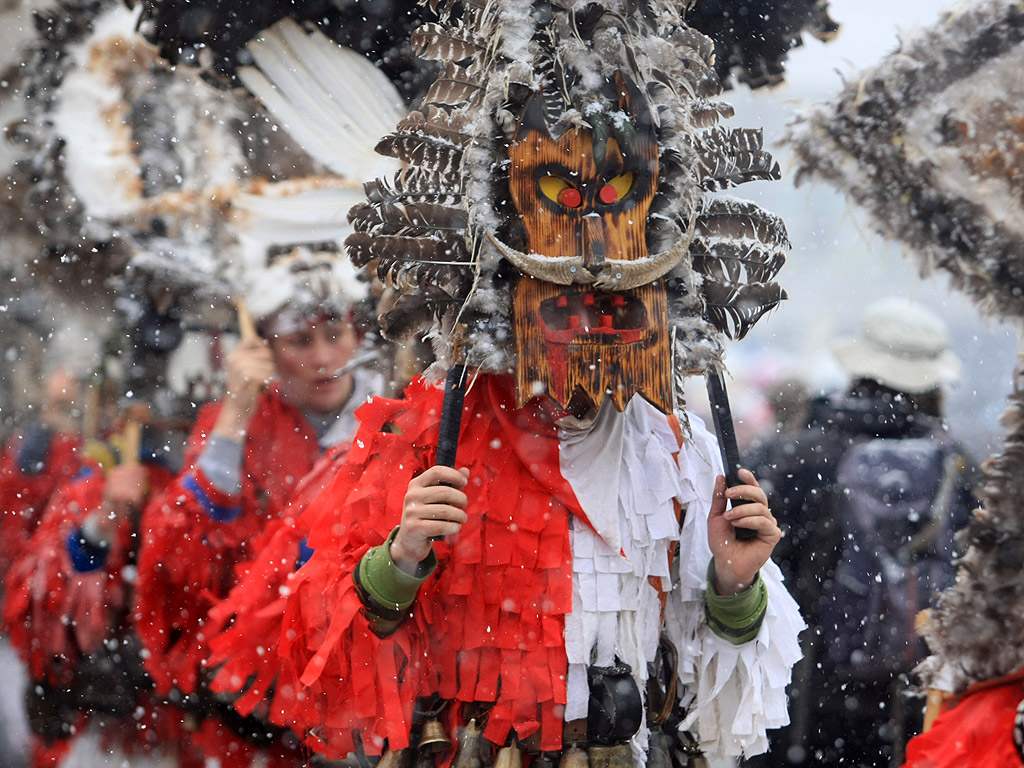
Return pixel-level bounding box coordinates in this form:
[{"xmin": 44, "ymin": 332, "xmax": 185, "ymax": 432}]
[
  {"xmin": 538, "ymin": 176, "xmax": 581, "ymax": 208},
  {"xmin": 599, "ymin": 172, "xmax": 634, "ymax": 204}
]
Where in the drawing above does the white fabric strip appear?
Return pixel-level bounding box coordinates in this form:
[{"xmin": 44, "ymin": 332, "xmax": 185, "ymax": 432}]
[{"xmin": 558, "ymin": 396, "xmax": 805, "ymax": 762}]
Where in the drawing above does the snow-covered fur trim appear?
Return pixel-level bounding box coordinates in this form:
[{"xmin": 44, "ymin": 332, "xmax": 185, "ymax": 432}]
[
  {"xmin": 348, "ymin": 0, "xmax": 789, "ymax": 381},
  {"xmin": 917, "ymin": 359, "xmax": 1024, "ymax": 694},
  {"xmin": 558, "ymin": 399, "xmax": 804, "ymax": 760},
  {"xmin": 786, "ymin": 0, "xmax": 1024, "ymax": 325}
]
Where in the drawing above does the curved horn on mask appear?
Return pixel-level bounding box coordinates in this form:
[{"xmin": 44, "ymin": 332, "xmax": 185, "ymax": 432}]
[
  {"xmin": 486, "ymin": 226, "xmax": 693, "ymax": 291},
  {"xmin": 485, "ymin": 231, "xmax": 596, "ymax": 285},
  {"xmin": 592, "ymin": 237, "xmax": 691, "ymax": 290}
]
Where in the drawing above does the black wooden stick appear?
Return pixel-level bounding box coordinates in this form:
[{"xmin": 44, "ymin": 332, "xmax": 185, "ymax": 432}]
[
  {"xmin": 706, "ymin": 369, "xmax": 758, "ymax": 541},
  {"xmin": 436, "ymin": 364, "xmax": 467, "ymax": 468},
  {"xmin": 429, "ymin": 364, "xmax": 467, "ymax": 542}
]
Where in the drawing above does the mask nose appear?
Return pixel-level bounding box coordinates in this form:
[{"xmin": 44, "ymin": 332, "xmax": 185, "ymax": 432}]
[{"xmin": 581, "ymin": 215, "xmax": 606, "ymax": 274}]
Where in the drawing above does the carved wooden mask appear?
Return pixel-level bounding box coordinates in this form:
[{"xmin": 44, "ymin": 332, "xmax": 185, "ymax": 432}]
[{"xmin": 507, "ymin": 74, "xmax": 672, "ymax": 415}]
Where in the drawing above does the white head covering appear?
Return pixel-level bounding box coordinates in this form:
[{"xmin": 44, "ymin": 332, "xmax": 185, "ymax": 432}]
[
  {"xmin": 243, "ymin": 244, "xmax": 367, "ymax": 334},
  {"xmin": 830, "ymin": 297, "xmax": 962, "ymax": 393}
]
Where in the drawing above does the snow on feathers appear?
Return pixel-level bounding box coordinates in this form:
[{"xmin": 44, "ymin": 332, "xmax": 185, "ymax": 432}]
[{"xmin": 352, "ymin": 0, "xmax": 789, "ymax": 379}]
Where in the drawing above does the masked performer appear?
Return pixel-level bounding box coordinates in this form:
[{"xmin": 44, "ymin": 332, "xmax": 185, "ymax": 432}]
[
  {"xmin": 133, "ymin": 245, "xmax": 379, "ymax": 768},
  {"xmin": 271, "ymin": 2, "xmax": 803, "ymax": 765}
]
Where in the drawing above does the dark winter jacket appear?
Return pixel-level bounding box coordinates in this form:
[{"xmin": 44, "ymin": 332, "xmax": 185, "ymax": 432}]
[{"xmin": 742, "ymin": 392, "xmax": 980, "ymax": 767}]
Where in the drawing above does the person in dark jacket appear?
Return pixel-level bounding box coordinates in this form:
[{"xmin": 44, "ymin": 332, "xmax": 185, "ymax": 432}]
[{"xmin": 743, "ymin": 297, "xmax": 980, "ymax": 768}]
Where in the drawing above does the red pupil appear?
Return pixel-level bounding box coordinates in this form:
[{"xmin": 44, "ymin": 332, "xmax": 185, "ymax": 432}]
[
  {"xmin": 558, "ymin": 188, "xmax": 582, "ymax": 208},
  {"xmin": 599, "ymin": 184, "xmax": 619, "ymax": 204}
]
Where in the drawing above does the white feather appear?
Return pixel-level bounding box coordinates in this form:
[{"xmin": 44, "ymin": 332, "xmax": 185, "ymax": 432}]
[
  {"xmin": 239, "ymin": 19, "xmax": 405, "ymax": 182},
  {"xmin": 232, "ymin": 185, "xmax": 365, "ymax": 244}
]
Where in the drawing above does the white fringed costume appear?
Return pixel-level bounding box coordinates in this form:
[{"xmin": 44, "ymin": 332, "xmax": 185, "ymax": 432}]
[{"xmin": 560, "ymin": 398, "xmax": 803, "ymax": 759}]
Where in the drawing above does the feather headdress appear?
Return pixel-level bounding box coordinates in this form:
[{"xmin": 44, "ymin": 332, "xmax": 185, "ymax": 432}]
[
  {"xmin": 1, "ymin": 0, "xmax": 405, "ymax": 407},
  {"xmin": 349, "ymin": 0, "xmax": 790, "ymax": 381},
  {"xmin": 786, "ymin": 0, "xmax": 1024, "ymax": 694}
]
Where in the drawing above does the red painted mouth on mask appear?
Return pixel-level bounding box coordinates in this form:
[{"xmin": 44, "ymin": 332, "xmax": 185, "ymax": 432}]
[{"xmin": 539, "ymin": 291, "xmax": 648, "ymax": 344}]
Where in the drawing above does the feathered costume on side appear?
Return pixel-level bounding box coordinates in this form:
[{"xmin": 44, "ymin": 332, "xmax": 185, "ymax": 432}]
[
  {"xmin": 785, "ymin": 1, "xmax": 1024, "ymax": 765},
  {"xmin": 349, "ymin": 0, "xmax": 789, "ymax": 383}
]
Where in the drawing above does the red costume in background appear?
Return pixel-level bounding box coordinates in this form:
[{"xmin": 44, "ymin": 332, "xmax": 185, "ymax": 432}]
[
  {"xmin": 134, "ymin": 387, "xmax": 325, "ymax": 768},
  {"xmin": 0, "ymin": 427, "xmax": 81, "ymax": 578},
  {"xmin": 135, "ymin": 387, "xmax": 321, "ymax": 697},
  {"xmin": 902, "ymin": 670, "xmax": 1024, "ymax": 768},
  {"xmin": 1, "ymin": 458, "xmax": 193, "ymax": 764}
]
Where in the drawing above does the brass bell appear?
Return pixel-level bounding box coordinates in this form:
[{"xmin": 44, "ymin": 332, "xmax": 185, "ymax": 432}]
[
  {"xmin": 453, "ymin": 718, "xmax": 486, "ymax": 768},
  {"xmin": 558, "ymin": 745, "xmax": 589, "ymax": 768},
  {"xmin": 586, "ymin": 744, "xmax": 634, "ymax": 768},
  {"xmin": 419, "ymin": 719, "xmax": 453, "ymax": 755},
  {"xmin": 493, "ymin": 743, "xmax": 523, "ymax": 768},
  {"xmin": 378, "ymin": 747, "xmax": 415, "ymax": 768}
]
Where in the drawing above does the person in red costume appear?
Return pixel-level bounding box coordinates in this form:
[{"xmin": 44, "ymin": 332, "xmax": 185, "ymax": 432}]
[
  {"xmin": 1, "ymin": 410, "xmax": 187, "ymax": 768},
  {"xmin": 275, "ymin": 371, "xmax": 803, "ymax": 766},
  {"xmin": 0, "ymin": 369, "xmax": 83, "ymax": 580},
  {"xmin": 133, "ymin": 245, "xmax": 380, "ymax": 768},
  {"xmin": 901, "ymin": 670, "xmax": 1024, "ymax": 768}
]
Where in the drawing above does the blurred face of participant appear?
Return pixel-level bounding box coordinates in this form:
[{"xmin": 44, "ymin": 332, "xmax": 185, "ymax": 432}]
[
  {"xmin": 42, "ymin": 369, "xmax": 81, "ymax": 432},
  {"xmin": 268, "ymin": 317, "xmax": 359, "ymax": 414}
]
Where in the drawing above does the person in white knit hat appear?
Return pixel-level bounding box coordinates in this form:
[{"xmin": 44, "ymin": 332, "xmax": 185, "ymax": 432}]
[
  {"xmin": 744, "ymin": 297, "xmax": 979, "ymax": 768},
  {"xmin": 132, "ymin": 242, "xmax": 382, "ymax": 768},
  {"xmin": 830, "ymin": 296, "xmax": 962, "ymax": 403}
]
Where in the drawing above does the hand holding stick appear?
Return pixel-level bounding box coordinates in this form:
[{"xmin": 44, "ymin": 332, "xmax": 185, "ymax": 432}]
[
  {"xmin": 391, "ymin": 365, "xmax": 470, "ymax": 571},
  {"xmin": 706, "ymin": 369, "xmax": 758, "ymax": 541}
]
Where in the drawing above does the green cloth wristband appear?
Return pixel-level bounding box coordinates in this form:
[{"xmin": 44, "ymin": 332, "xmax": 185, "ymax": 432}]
[
  {"xmin": 357, "ymin": 526, "xmax": 438, "ymax": 613},
  {"xmin": 704, "ymin": 558, "xmax": 768, "ymax": 645}
]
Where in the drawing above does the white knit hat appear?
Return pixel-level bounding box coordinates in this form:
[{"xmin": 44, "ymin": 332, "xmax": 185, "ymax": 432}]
[
  {"xmin": 830, "ymin": 297, "xmax": 962, "ymax": 393},
  {"xmin": 243, "ymin": 244, "xmax": 367, "ymax": 331}
]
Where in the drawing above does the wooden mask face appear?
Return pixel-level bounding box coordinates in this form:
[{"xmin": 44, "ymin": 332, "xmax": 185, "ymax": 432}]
[{"xmin": 506, "ymin": 75, "xmax": 672, "ymax": 415}]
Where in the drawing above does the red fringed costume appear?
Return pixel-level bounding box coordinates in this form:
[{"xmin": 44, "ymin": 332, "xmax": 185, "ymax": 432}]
[
  {"xmin": 134, "ymin": 387, "xmax": 322, "ymax": 699},
  {"xmin": 134, "ymin": 387, "xmax": 335, "ymax": 768},
  {"xmin": 276, "ymin": 375, "xmax": 584, "ymax": 758},
  {"xmin": 0, "ymin": 428, "xmax": 81, "ymax": 578},
  {"xmin": 204, "ymin": 443, "xmax": 350, "ymax": 722},
  {"xmin": 902, "ymin": 671, "xmax": 1024, "ymax": 768},
  {"xmin": 4, "ymin": 462, "xmax": 167, "ymax": 682}
]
